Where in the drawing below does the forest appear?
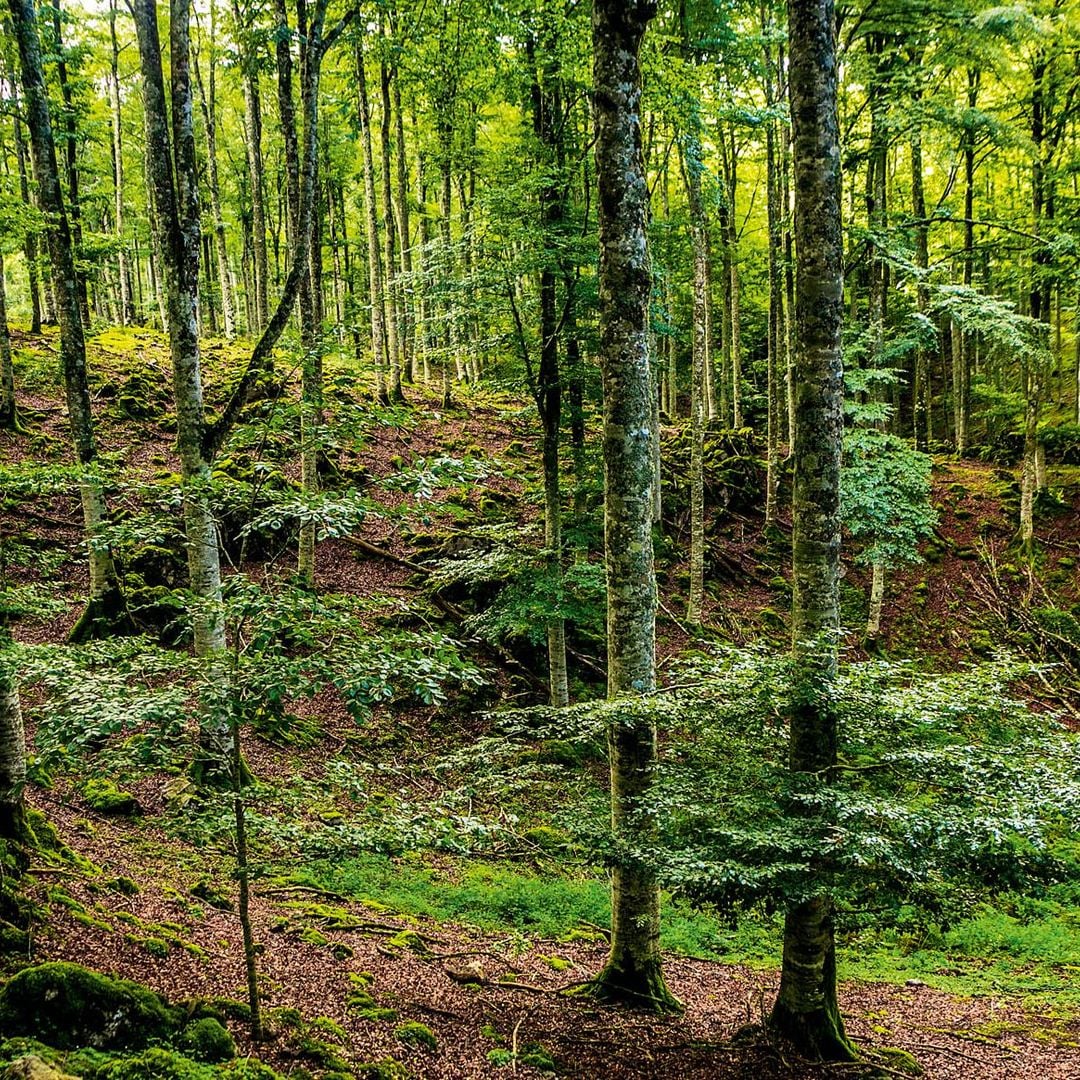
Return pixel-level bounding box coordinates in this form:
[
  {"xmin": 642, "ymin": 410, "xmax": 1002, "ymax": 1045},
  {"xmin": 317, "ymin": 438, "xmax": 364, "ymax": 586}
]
[{"xmin": 0, "ymin": 0, "xmax": 1080, "ymax": 1076}]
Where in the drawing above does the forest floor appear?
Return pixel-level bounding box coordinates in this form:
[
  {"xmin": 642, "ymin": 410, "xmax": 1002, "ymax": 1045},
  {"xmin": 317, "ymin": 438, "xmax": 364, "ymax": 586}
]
[{"xmin": 4, "ymin": 327, "xmax": 1080, "ymax": 1078}]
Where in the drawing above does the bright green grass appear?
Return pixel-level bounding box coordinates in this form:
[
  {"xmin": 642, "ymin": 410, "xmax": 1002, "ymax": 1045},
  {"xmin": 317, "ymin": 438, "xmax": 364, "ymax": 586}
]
[{"xmin": 291, "ymin": 853, "xmax": 1080, "ymax": 1007}]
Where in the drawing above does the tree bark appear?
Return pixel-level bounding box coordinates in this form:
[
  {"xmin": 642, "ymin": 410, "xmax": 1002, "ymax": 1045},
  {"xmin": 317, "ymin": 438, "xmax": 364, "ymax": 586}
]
[
  {"xmin": 769, "ymin": 0, "xmax": 855, "ymax": 1060},
  {"xmin": 0, "ymin": 254, "xmax": 16, "ymax": 430},
  {"xmin": 234, "ymin": 0, "xmax": 269, "ymax": 333},
  {"xmin": 356, "ymin": 39, "xmax": 388, "ymax": 403},
  {"xmin": 680, "ymin": 131, "xmax": 706, "ymax": 625},
  {"xmin": 109, "ymin": 0, "xmax": 134, "ymax": 325},
  {"xmin": 193, "ymin": 2, "xmax": 236, "ymax": 339},
  {"xmin": 9, "ymin": 0, "xmax": 128, "ymax": 639},
  {"xmin": 589, "ymin": 0, "xmax": 678, "ymax": 1014},
  {"xmin": 0, "ymin": 628, "xmax": 27, "ymax": 844}
]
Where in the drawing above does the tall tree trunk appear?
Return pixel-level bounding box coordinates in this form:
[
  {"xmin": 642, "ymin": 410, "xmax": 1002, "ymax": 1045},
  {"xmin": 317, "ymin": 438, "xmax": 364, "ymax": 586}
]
[
  {"xmin": 51, "ymin": 0, "xmax": 91, "ymax": 329},
  {"xmin": 109, "ymin": 0, "xmax": 134, "ymax": 325},
  {"xmin": 529, "ymin": 35, "xmax": 569, "ymax": 707},
  {"xmin": 9, "ymin": 0, "xmax": 129, "ymax": 641},
  {"xmin": 10, "ymin": 85, "xmax": 41, "ymax": 334},
  {"xmin": 391, "ymin": 59, "xmax": 415, "ymax": 382},
  {"xmin": 380, "ymin": 52, "xmax": 403, "ymax": 401},
  {"xmin": 193, "ymin": 4, "xmax": 236, "ymax": 339},
  {"xmin": 234, "ymin": 0, "xmax": 268, "ymax": 333},
  {"xmin": 681, "ymin": 131, "xmax": 707, "ymax": 625},
  {"xmin": 0, "ymin": 254, "xmax": 16, "ymax": 430},
  {"xmin": 910, "ymin": 83, "xmax": 930, "ymax": 452},
  {"xmin": 0, "ymin": 627, "xmax": 27, "ymax": 845},
  {"xmin": 768, "ymin": 0, "xmax": 855, "ymax": 1060},
  {"xmin": 356, "ymin": 40, "xmax": 388, "ymax": 403},
  {"xmin": 765, "ymin": 116, "xmax": 782, "ymax": 523},
  {"xmin": 589, "ymin": 0, "xmax": 678, "ymax": 1014}
]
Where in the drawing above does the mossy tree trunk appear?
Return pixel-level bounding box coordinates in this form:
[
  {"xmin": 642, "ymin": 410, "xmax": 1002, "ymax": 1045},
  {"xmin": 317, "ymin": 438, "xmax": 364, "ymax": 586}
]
[
  {"xmin": 132, "ymin": 0, "xmax": 342, "ymax": 776},
  {"xmin": 9, "ymin": 0, "xmax": 129, "ymax": 641},
  {"xmin": 0, "ymin": 628, "xmax": 27, "ymax": 846},
  {"xmin": 769, "ymin": 0, "xmax": 856, "ymax": 1061},
  {"xmin": 589, "ymin": 0, "xmax": 678, "ymax": 1014}
]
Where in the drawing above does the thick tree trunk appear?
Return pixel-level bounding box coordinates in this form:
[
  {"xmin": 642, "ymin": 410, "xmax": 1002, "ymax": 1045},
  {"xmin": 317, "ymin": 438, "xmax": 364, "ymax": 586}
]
[
  {"xmin": 9, "ymin": 0, "xmax": 128, "ymax": 640},
  {"xmin": 589, "ymin": 0, "xmax": 678, "ymax": 1014},
  {"xmin": 769, "ymin": 0, "xmax": 855, "ymax": 1060}
]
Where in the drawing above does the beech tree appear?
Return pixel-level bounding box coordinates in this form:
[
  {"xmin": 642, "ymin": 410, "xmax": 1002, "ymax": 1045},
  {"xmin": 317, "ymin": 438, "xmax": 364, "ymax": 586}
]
[
  {"xmin": 589, "ymin": 0, "xmax": 678, "ymax": 1013},
  {"xmin": 8, "ymin": 0, "xmax": 130, "ymax": 642},
  {"xmin": 768, "ymin": 0, "xmax": 854, "ymax": 1059}
]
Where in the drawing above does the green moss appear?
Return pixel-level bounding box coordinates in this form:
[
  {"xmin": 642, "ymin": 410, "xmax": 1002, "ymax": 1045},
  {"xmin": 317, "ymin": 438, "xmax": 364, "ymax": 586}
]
[
  {"xmin": 125, "ymin": 934, "xmax": 171, "ymax": 958},
  {"xmin": 80, "ymin": 779, "xmax": 140, "ymax": 817},
  {"xmin": 393, "ymin": 1022, "xmax": 435, "ymax": 1052},
  {"xmin": 180, "ymin": 1018, "xmax": 235, "ymax": 1064},
  {"xmin": 517, "ymin": 1043, "xmax": 557, "ymax": 1072},
  {"xmin": 356, "ymin": 1060, "xmax": 408, "ymax": 1080},
  {"xmin": 0, "ymin": 963, "xmax": 181, "ymax": 1050},
  {"xmin": 191, "ymin": 880, "xmax": 233, "ymax": 912},
  {"xmin": 96, "ymin": 1048, "xmax": 216, "ymax": 1079}
]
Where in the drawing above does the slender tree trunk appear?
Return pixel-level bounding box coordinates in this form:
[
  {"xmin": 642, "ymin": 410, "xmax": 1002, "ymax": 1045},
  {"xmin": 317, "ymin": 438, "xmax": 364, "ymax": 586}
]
[
  {"xmin": 0, "ymin": 254, "xmax": 16, "ymax": 431},
  {"xmin": 865, "ymin": 561, "xmax": 886, "ymax": 641},
  {"xmin": 234, "ymin": 0, "xmax": 268, "ymax": 333},
  {"xmin": 765, "ymin": 116, "xmax": 782, "ymax": 523},
  {"xmin": 11, "ymin": 104, "xmax": 41, "ymax": 335},
  {"xmin": 529, "ymin": 38, "xmax": 569, "ymax": 707},
  {"xmin": 681, "ymin": 132, "xmax": 707, "ymax": 625},
  {"xmin": 0, "ymin": 628, "xmax": 27, "ymax": 845},
  {"xmin": 356, "ymin": 40, "xmax": 388, "ymax": 403},
  {"xmin": 910, "ymin": 95, "xmax": 930, "ymax": 451},
  {"xmin": 391, "ymin": 64, "xmax": 415, "ymax": 381},
  {"xmin": 10, "ymin": 0, "xmax": 128, "ymax": 640},
  {"xmin": 51, "ymin": 0, "xmax": 91, "ymax": 329},
  {"xmin": 589, "ymin": 0, "xmax": 678, "ymax": 1014},
  {"xmin": 769, "ymin": 0, "xmax": 855, "ymax": 1060},
  {"xmin": 380, "ymin": 52, "xmax": 403, "ymax": 401},
  {"xmin": 109, "ymin": 0, "xmax": 134, "ymax": 325}
]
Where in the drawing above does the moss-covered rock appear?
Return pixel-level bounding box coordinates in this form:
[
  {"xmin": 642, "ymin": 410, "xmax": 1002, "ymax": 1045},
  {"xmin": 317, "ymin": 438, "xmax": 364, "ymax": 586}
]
[
  {"xmin": 180, "ymin": 1019, "xmax": 235, "ymax": 1064},
  {"xmin": 3, "ymin": 1055, "xmax": 81, "ymax": 1080},
  {"xmin": 80, "ymin": 780, "xmax": 140, "ymax": 817},
  {"xmin": 0, "ymin": 963, "xmax": 181, "ymax": 1051}
]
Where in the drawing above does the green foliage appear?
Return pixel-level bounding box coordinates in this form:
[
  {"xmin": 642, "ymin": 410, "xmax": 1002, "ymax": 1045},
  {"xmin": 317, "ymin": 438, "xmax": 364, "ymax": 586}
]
[
  {"xmin": 426, "ymin": 524, "xmax": 605, "ymax": 649},
  {"xmin": 842, "ymin": 429, "xmax": 937, "ymax": 567}
]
